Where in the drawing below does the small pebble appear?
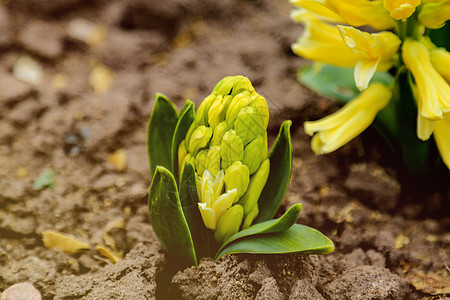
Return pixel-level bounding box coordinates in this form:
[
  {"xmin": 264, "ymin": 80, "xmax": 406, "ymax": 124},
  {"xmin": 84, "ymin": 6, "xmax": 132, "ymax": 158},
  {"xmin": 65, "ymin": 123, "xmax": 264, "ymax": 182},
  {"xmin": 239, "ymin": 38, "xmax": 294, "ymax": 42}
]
[{"xmin": 1, "ymin": 282, "xmax": 41, "ymax": 300}]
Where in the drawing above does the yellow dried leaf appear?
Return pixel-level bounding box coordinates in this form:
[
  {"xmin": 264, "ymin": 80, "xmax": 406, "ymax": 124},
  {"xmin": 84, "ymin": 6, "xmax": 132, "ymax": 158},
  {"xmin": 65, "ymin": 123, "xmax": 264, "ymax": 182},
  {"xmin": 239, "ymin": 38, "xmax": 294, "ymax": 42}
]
[
  {"xmin": 89, "ymin": 64, "xmax": 113, "ymax": 94},
  {"xmin": 405, "ymin": 269, "xmax": 450, "ymax": 294},
  {"xmin": 42, "ymin": 230, "xmax": 90, "ymax": 254},
  {"xmin": 395, "ymin": 234, "xmax": 410, "ymax": 249},
  {"xmin": 67, "ymin": 18, "xmax": 107, "ymax": 47},
  {"xmin": 97, "ymin": 245, "xmax": 122, "ymax": 264},
  {"xmin": 16, "ymin": 167, "xmax": 29, "ymax": 178},
  {"xmin": 107, "ymin": 149, "xmax": 127, "ymax": 171}
]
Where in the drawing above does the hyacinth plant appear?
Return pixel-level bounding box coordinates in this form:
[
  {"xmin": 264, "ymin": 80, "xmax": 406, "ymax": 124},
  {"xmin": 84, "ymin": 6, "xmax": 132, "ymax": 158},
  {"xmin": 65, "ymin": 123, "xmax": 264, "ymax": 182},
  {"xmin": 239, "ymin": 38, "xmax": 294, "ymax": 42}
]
[
  {"xmin": 290, "ymin": 0, "xmax": 450, "ymax": 177},
  {"xmin": 147, "ymin": 76, "xmax": 334, "ymax": 267}
]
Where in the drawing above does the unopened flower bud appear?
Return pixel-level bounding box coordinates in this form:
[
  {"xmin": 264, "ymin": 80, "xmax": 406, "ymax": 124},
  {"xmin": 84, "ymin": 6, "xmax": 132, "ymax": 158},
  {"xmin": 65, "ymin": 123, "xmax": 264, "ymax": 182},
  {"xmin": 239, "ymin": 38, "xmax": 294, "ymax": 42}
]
[
  {"xmin": 239, "ymin": 159, "xmax": 270, "ymax": 215},
  {"xmin": 180, "ymin": 153, "xmax": 195, "ymax": 177},
  {"xmin": 231, "ymin": 77, "xmax": 255, "ymax": 96},
  {"xmin": 234, "ymin": 106, "xmax": 263, "ymax": 145},
  {"xmin": 205, "ymin": 146, "xmax": 221, "ymax": 177},
  {"xmin": 248, "ymin": 94, "xmax": 269, "ymax": 131},
  {"xmin": 224, "ymin": 161, "xmax": 250, "ymax": 200},
  {"xmin": 243, "ymin": 134, "xmax": 267, "ymax": 174},
  {"xmin": 211, "ymin": 121, "xmax": 228, "ymax": 146},
  {"xmin": 188, "ymin": 125, "xmax": 212, "ymax": 155},
  {"xmin": 242, "ymin": 204, "xmax": 258, "ymax": 230},
  {"xmin": 195, "ymin": 150, "xmax": 207, "ymax": 175},
  {"xmin": 178, "ymin": 140, "xmax": 187, "ymax": 171},
  {"xmin": 195, "ymin": 93, "xmax": 216, "ymax": 126},
  {"xmin": 220, "ymin": 129, "xmax": 244, "ymax": 170},
  {"xmin": 213, "ymin": 76, "xmax": 237, "ymax": 95},
  {"xmin": 225, "ymin": 91, "xmax": 253, "ymax": 126},
  {"xmin": 214, "ymin": 204, "xmax": 244, "ymax": 243}
]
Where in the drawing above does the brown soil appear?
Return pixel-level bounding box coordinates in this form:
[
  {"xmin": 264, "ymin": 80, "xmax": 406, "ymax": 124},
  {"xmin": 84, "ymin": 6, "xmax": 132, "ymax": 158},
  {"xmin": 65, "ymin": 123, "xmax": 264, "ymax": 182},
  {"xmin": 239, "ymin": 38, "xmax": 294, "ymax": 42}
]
[{"xmin": 0, "ymin": 0, "xmax": 449, "ymax": 299}]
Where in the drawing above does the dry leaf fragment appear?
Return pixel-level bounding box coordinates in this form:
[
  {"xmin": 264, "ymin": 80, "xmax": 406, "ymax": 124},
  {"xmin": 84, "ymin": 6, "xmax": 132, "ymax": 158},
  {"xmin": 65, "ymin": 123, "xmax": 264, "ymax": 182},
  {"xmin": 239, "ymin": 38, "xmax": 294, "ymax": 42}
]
[
  {"xmin": 395, "ymin": 234, "xmax": 410, "ymax": 249},
  {"xmin": 107, "ymin": 149, "xmax": 127, "ymax": 171},
  {"xmin": 405, "ymin": 269, "xmax": 450, "ymax": 295},
  {"xmin": 96, "ymin": 245, "xmax": 122, "ymax": 264},
  {"xmin": 89, "ymin": 64, "xmax": 113, "ymax": 94},
  {"xmin": 42, "ymin": 230, "xmax": 90, "ymax": 254},
  {"xmin": 67, "ymin": 18, "xmax": 107, "ymax": 47}
]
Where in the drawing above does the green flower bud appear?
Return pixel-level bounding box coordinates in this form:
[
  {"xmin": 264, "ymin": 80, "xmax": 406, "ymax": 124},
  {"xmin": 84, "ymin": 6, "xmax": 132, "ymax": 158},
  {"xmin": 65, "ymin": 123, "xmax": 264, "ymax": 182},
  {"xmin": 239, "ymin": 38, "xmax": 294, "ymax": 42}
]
[
  {"xmin": 195, "ymin": 93, "xmax": 216, "ymax": 126},
  {"xmin": 231, "ymin": 77, "xmax": 254, "ymax": 96},
  {"xmin": 234, "ymin": 106, "xmax": 264, "ymax": 146},
  {"xmin": 243, "ymin": 134, "xmax": 267, "ymax": 174},
  {"xmin": 211, "ymin": 121, "xmax": 228, "ymax": 146},
  {"xmin": 214, "ymin": 204, "xmax": 244, "ymax": 243},
  {"xmin": 208, "ymin": 95, "xmax": 225, "ymax": 129},
  {"xmin": 213, "ymin": 76, "xmax": 236, "ymax": 95},
  {"xmin": 239, "ymin": 159, "xmax": 270, "ymax": 215},
  {"xmin": 248, "ymin": 94, "xmax": 269, "ymax": 131},
  {"xmin": 242, "ymin": 204, "xmax": 258, "ymax": 230},
  {"xmin": 180, "ymin": 153, "xmax": 195, "ymax": 178},
  {"xmin": 205, "ymin": 146, "xmax": 221, "ymax": 177},
  {"xmin": 188, "ymin": 125, "xmax": 212, "ymax": 155},
  {"xmin": 220, "ymin": 129, "xmax": 244, "ymax": 170},
  {"xmin": 224, "ymin": 161, "xmax": 250, "ymax": 200},
  {"xmin": 225, "ymin": 91, "xmax": 252, "ymax": 126},
  {"xmin": 195, "ymin": 150, "xmax": 207, "ymax": 175}
]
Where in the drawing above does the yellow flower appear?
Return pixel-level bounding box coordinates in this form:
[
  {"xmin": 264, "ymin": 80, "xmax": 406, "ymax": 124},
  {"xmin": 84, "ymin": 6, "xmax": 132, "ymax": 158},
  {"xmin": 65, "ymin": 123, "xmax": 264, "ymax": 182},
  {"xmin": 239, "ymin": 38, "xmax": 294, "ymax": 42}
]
[
  {"xmin": 384, "ymin": 0, "xmax": 421, "ymax": 20},
  {"xmin": 290, "ymin": 0, "xmax": 344, "ymax": 23},
  {"xmin": 434, "ymin": 119, "xmax": 450, "ymax": 169},
  {"xmin": 418, "ymin": 0, "xmax": 450, "ymax": 29},
  {"xmin": 197, "ymin": 170, "xmax": 237, "ymax": 230},
  {"xmin": 338, "ymin": 26, "xmax": 401, "ymax": 90},
  {"xmin": 291, "ymin": 12, "xmax": 360, "ymax": 68},
  {"xmin": 320, "ymin": 0, "xmax": 395, "ymax": 30},
  {"xmin": 304, "ymin": 83, "xmax": 392, "ymax": 154},
  {"xmin": 430, "ymin": 48, "xmax": 450, "ymax": 83},
  {"xmin": 402, "ymin": 39, "xmax": 450, "ymax": 120}
]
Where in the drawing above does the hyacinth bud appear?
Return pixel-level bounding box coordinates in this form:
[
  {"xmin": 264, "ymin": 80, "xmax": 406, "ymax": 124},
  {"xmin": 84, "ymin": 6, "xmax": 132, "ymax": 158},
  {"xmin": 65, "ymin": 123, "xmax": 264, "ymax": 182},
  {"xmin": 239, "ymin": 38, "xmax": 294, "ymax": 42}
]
[
  {"xmin": 239, "ymin": 159, "xmax": 270, "ymax": 215},
  {"xmin": 243, "ymin": 134, "xmax": 267, "ymax": 174},
  {"xmin": 220, "ymin": 130, "xmax": 244, "ymax": 170},
  {"xmin": 242, "ymin": 204, "xmax": 258, "ymax": 230},
  {"xmin": 214, "ymin": 204, "xmax": 244, "ymax": 243},
  {"xmin": 178, "ymin": 76, "xmax": 270, "ymax": 237},
  {"xmin": 224, "ymin": 161, "xmax": 250, "ymax": 200},
  {"xmin": 188, "ymin": 125, "xmax": 213, "ymax": 155},
  {"xmin": 211, "ymin": 121, "xmax": 228, "ymax": 146}
]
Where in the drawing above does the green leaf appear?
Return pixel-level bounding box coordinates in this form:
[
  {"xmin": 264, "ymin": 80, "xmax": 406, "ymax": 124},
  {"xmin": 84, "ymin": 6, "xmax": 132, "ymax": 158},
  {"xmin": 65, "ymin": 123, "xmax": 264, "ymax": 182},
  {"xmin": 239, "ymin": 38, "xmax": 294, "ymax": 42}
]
[
  {"xmin": 172, "ymin": 101, "xmax": 195, "ymax": 181},
  {"xmin": 179, "ymin": 162, "xmax": 217, "ymax": 259},
  {"xmin": 255, "ymin": 120, "xmax": 293, "ymax": 223},
  {"xmin": 147, "ymin": 93, "xmax": 179, "ymax": 176},
  {"xmin": 217, "ymin": 203, "xmax": 302, "ymax": 256},
  {"xmin": 297, "ymin": 63, "xmax": 393, "ymax": 103},
  {"xmin": 148, "ymin": 166, "xmax": 197, "ymax": 267},
  {"xmin": 215, "ymin": 223, "xmax": 334, "ymax": 259},
  {"xmin": 33, "ymin": 168, "xmax": 56, "ymax": 191}
]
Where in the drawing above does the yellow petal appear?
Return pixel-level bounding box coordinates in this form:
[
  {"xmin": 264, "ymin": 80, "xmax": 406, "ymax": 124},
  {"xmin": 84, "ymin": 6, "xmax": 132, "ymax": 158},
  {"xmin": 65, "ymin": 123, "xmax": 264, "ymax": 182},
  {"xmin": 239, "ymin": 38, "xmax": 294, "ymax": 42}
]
[
  {"xmin": 354, "ymin": 58, "xmax": 381, "ymax": 91},
  {"xmin": 305, "ymin": 83, "xmax": 392, "ymax": 154},
  {"xmin": 198, "ymin": 203, "xmax": 216, "ymax": 230},
  {"xmin": 212, "ymin": 188, "xmax": 237, "ymax": 222},
  {"xmin": 321, "ymin": 0, "xmax": 395, "ymax": 30},
  {"xmin": 89, "ymin": 64, "xmax": 113, "ymax": 95},
  {"xmin": 434, "ymin": 119, "xmax": 450, "ymax": 169},
  {"xmin": 290, "ymin": 0, "xmax": 344, "ymax": 23},
  {"xmin": 291, "ymin": 14, "xmax": 359, "ymax": 68},
  {"xmin": 384, "ymin": 0, "xmax": 420, "ymax": 20},
  {"xmin": 42, "ymin": 230, "xmax": 90, "ymax": 255},
  {"xmin": 97, "ymin": 245, "xmax": 122, "ymax": 264},
  {"xmin": 212, "ymin": 169, "xmax": 225, "ymax": 199},
  {"xmin": 430, "ymin": 48, "xmax": 450, "ymax": 83},
  {"xmin": 402, "ymin": 39, "xmax": 450, "ymax": 120},
  {"xmin": 107, "ymin": 149, "xmax": 127, "ymax": 171},
  {"xmin": 418, "ymin": 0, "xmax": 450, "ymax": 28}
]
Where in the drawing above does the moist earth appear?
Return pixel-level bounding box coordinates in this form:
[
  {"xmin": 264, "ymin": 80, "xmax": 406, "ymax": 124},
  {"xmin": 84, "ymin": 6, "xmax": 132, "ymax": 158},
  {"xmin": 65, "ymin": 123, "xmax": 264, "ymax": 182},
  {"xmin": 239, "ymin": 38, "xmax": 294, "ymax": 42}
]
[{"xmin": 0, "ymin": 0, "xmax": 449, "ymax": 299}]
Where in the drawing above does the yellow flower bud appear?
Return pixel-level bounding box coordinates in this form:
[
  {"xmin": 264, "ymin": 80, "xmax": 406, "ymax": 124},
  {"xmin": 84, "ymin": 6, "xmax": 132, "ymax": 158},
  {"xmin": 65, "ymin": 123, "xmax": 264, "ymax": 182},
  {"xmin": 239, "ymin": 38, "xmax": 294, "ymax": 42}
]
[
  {"xmin": 224, "ymin": 161, "xmax": 250, "ymax": 200},
  {"xmin": 234, "ymin": 106, "xmax": 262, "ymax": 146},
  {"xmin": 220, "ymin": 129, "xmax": 244, "ymax": 170},
  {"xmin": 434, "ymin": 119, "xmax": 450, "ymax": 169},
  {"xmin": 195, "ymin": 150, "xmax": 207, "ymax": 175},
  {"xmin": 225, "ymin": 91, "xmax": 253, "ymax": 126},
  {"xmin": 239, "ymin": 159, "xmax": 270, "ymax": 215},
  {"xmin": 243, "ymin": 134, "xmax": 267, "ymax": 174},
  {"xmin": 205, "ymin": 146, "xmax": 221, "ymax": 177},
  {"xmin": 213, "ymin": 76, "xmax": 237, "ymax": 96},
  {"xmin": 208, "ymin": 95, "xmax": 225, "ymax": 129},
  {"xmin": 231, "ymin": 77, "xmax": 255, "ymax": 96},
  {"xmin": 248, "ymin": 94, "xmax": 270, "ymax": 131},
  {"xmin": 195, "ymin": 93, "xmax": 216, "ymax": 126},
  {"xmin": 430, "ymin": 48, "xmax": 450, "ymax": 83},
  {"xmin": 214, "ymin": 204, "xmax": 244, "ymax": 243},
  {"xmin": 178, "ymin": 140, "xmax": 187, "ymax": 172},
  {"xmin": 242, "ymin": 204, "xmax": 259, "ymax": 230},
  {"xmin": 383, "ymin": 0, "xmax": 420, "ymax": 20},
  {"xmin": 188, "ymin": 125, "xmax": 212, "ymax": 155},
  {"xmin": 180, "ymin": 153, "xmax": 195, "ymax": 178},
  {"xmin": 211, "ymin": 121, "xmax": 228, "ymax": 146}
]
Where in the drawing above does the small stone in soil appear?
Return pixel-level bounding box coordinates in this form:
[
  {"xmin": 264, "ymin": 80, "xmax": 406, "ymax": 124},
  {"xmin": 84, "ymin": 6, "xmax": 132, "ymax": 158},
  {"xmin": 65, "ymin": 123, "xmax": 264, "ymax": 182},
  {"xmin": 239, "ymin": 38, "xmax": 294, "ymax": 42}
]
[{"xmin": 1, "ymin": 282, "xmax": 41, "ymax": 300}]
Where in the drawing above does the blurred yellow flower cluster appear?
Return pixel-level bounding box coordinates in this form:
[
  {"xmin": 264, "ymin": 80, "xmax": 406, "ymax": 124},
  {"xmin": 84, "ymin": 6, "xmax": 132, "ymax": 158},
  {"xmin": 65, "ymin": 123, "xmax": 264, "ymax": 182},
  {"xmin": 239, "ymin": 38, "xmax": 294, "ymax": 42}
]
[{"xmin": 291, "ymin": 0, "xmax": 450, "ymax": 169}]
